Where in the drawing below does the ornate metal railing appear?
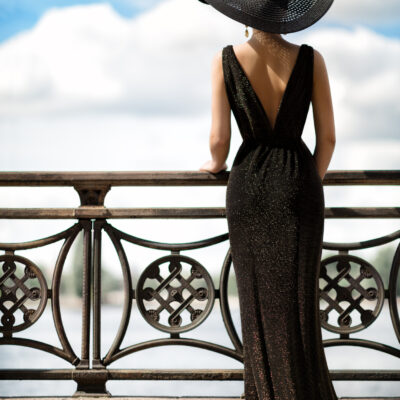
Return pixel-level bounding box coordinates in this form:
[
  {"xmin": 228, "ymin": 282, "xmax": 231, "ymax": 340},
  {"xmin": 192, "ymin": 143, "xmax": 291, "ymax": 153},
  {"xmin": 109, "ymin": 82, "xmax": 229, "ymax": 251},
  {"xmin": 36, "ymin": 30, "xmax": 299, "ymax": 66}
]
[{"xmin": 0, "ymin": 171, "xmax": 399, "ymax": 397}]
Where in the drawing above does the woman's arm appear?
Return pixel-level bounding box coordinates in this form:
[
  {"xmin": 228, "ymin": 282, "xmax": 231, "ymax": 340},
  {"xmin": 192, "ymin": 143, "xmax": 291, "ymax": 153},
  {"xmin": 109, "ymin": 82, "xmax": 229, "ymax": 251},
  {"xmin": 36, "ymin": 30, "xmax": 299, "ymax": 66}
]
[
  {"xmin": 311, "ymin": 49, "xmax": 336, "ymax": 181},
  {"xmin": 199, "ymin": 51, "xmax": 231, "ymax": 173}
]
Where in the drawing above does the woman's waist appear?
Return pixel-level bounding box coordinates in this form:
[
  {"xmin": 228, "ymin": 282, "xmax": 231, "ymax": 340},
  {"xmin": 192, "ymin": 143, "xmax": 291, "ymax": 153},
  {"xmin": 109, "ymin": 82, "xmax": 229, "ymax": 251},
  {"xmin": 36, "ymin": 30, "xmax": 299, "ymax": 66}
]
[
  {"xmin": 243, "ymin": 135, "xmax": 302, "ymax": 150},
  {"xmin": 232, "ymin": 138, "xmax": 317, "ymax": 175}
]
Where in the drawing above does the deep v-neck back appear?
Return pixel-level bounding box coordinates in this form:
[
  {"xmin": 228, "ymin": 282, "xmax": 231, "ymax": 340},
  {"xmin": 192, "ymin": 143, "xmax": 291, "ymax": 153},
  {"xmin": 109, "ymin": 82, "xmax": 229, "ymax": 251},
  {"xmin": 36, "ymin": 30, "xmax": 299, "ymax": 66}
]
[{"xmin": 229, "ymin": 44, "xmax": 305, "ymax": 133}]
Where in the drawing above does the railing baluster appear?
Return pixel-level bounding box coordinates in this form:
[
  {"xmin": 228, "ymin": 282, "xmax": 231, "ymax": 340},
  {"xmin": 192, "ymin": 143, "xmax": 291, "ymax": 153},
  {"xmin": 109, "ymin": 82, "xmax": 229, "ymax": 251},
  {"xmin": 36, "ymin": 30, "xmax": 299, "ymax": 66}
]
[
  {"xmin": 78, "ymin": 220, "xmax": 92, "ymax": 369},
  {"xmin": 93, "ymin": 220, "xmax": 104, "ymax": 368},
  {"xmin": 0, "ymin": 171, "xmax": 399, "ymax": 399}
]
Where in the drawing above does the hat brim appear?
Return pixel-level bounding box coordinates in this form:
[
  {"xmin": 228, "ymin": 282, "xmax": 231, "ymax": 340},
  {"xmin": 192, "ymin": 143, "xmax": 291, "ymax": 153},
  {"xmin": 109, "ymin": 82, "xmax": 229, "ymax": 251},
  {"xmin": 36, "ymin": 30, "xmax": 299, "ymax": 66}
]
[{"xmin": 199, "ymin": 0, "xmax": 334, "ymax": 34}]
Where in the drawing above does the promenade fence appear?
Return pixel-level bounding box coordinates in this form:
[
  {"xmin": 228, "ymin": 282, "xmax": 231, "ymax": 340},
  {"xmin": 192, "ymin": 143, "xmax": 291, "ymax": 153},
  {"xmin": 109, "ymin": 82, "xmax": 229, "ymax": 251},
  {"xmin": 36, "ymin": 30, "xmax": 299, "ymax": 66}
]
[{"xmin": 0, "ymin": 171, "xmax": 399, "ymax": 397}]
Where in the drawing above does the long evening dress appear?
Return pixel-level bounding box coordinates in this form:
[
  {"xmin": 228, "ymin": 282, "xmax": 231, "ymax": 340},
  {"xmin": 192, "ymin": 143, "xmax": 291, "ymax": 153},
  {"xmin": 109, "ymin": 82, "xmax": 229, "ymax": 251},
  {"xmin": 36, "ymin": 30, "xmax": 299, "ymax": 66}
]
[{"xmin": 224, "ymin": 43, "xmax": 338, "ymax": 400}]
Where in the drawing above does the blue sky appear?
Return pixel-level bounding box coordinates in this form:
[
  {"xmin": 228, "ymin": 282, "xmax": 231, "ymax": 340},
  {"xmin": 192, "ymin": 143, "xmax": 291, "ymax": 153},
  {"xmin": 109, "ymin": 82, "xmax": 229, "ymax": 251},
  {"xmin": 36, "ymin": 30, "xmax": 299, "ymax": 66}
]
[
  {"xmin": 326, "ymin": 20, "xmax": 400, "ymax": 38},
  {"xmin": 0, "ymin": 0, "xmax": 162, "ymax": 43},
  {"xmin": 0, "ymin": 0, "xmax": 399, "ymax": 44}
]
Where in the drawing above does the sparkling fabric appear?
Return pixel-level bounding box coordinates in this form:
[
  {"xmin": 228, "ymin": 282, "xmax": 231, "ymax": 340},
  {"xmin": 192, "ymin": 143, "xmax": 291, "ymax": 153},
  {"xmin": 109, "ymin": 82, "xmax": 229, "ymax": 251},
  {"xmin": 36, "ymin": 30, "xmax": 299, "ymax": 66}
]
[{"xmin": 224, "ymin": 44, "xmax": 339, "ymax": 400}]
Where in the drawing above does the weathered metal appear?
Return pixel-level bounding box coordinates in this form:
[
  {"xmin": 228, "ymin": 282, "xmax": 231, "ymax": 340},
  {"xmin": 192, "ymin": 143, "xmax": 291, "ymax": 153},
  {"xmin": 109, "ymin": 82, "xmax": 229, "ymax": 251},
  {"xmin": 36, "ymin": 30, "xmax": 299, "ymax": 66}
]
[
  {"xmin": 0, "ymin": 207, "xmax": 400, "ymax": 219},
  {"xmin": 0, "ymin": 170, "xmax": 399, "ymax": 187},
  {"xmin": 0, "ymin": 170, "xmax": 399, "ymax": 397}
]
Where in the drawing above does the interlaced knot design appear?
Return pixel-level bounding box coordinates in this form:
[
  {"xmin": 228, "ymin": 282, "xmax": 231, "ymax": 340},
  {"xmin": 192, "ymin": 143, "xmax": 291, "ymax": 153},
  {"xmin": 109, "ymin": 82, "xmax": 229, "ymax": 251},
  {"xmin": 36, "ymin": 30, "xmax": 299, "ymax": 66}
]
[
  {"xmin": 319, "ymin": 255, "xmax": 385, "ymax": 334},
  {"xmin": 0, "ymin": 254, "xmax": 48, "ymax": 334},
  {"xmin": 136, "ymin": 255, "xmax": 215, "ymax": 333}
]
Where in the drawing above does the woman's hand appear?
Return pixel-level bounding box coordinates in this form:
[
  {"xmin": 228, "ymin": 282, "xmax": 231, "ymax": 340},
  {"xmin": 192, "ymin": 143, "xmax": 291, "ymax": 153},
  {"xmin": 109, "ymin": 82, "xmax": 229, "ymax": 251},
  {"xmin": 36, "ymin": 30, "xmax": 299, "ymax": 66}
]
[{"xmin": 199, "ymin": 160, "xmax": 228, "ymax": 173}]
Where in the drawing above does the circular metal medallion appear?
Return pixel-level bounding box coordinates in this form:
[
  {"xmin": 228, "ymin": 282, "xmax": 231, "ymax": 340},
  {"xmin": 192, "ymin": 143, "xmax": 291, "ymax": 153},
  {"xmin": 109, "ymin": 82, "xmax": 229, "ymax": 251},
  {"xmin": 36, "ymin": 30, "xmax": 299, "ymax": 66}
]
[
  {"xmin": 136, "ymin": 254, "xmax": 215, "ymax": 333},
  {"xmin": 0, "ymin": 255, "xmax": 48, "ymax": 333},
  {"xmin": 319, "ymin": 254, "xmax": 384, "ymax": 334}
]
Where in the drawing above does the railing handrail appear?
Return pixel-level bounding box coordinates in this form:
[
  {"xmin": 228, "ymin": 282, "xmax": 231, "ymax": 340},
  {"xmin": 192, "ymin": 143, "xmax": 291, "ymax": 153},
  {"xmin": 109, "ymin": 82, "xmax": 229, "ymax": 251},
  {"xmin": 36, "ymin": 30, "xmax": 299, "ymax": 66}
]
[
  {"xmin": 1, "ymin": 170, "xmax": 400, "ymax": 397},
  {"xmin": 0, "ymin": 170, "xmax": 400, "ymax": 186}
]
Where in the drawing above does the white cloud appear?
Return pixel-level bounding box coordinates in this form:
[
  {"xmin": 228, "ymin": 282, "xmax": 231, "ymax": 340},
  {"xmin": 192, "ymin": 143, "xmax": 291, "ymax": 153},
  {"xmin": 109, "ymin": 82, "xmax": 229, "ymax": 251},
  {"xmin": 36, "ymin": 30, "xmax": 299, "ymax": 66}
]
[
  {"xmin": 297, "ymin": 26, "xmax": 400, "ymax": 142},
  {"xmin": 0, "ymin": 0, "xmax": 398, "ymax": 144},
  {"xmin": 326, "ymin": 0, "xmax": 400, "ymax": 24},
  {"xmin": 0, "ymin": 2, "xmax": 398, "ymax": 215},
  {"xmin": 0, "ymin": 4, "xmax": 130, "ymax": 115},
  {"xmin": 0, "ymin": 113, "xmax": 212, "ymax": 171},
  {"xmin": 0, "ymin": 0, "xmax": 242, "ymax": 117}
]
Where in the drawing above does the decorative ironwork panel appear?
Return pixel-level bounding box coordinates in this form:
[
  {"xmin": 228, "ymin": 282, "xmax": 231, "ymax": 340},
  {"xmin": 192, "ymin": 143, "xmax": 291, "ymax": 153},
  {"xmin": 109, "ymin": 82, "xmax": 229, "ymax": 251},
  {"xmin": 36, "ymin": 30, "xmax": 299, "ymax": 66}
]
[
  {"xmin": 319, "ymin": 254, "xmax": 385, "ymax": 334},
  {"xmin": 136, "ymin": 254, "xmax": 215, "ymax": 333},
  {"xmin": 1, "ymin": 170, "xmax": 400, "ymax": 396},
  {"xmin": 0, "ymin": 254, "xmax": 48, "ymax": 334},
  {"xmin": 0, "ymin": 223, "xmax": 83, "ymax": 365}
]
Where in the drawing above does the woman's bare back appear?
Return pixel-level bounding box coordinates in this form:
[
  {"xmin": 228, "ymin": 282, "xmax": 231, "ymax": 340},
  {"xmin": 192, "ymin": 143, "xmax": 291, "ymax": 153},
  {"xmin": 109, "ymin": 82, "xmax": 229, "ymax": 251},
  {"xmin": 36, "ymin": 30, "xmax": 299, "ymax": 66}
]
[
  {"xmin": 231, "ymin": 40, "xmax": 303, "ymax": 130},
  {"xmin": 200, "ymin": 31, "xmax": 335, "ymax": 179}
]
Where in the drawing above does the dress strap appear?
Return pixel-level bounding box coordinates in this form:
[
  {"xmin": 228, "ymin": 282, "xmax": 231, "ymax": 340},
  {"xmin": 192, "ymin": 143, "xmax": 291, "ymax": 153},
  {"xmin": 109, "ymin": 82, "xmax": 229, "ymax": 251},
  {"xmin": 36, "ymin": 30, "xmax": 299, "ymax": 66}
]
[{"xmin": 221, "ymin": 45, "xmax": 238, "ymax": 115}]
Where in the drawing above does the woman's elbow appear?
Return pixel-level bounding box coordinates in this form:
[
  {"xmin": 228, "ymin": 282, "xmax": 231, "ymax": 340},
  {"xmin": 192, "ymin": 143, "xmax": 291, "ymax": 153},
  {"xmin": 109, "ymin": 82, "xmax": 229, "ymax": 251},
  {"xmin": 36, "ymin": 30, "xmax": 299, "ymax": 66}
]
[
  {"xmin": 318, "ymin": 127, "xmax": 336, "ymax": 147},
  {"xmin": 210, "ymin": 128, "xmax": 230, "ymax": 147},
  {"xmin": 212, "ymin": 136, "xmax": 230, "ymax": 147},
  {"xmin": 328, "ymin": 136, "xmax": 336, "ymax": 146}
]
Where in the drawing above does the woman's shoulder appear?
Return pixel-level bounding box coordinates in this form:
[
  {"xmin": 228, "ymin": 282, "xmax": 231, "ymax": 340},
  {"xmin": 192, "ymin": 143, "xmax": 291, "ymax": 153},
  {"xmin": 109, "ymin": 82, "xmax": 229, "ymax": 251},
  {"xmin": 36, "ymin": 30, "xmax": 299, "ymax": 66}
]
[
  {"xmin": 299, "ymin": 44, "xmax": 328, "ymax": 82},
  {"xmin": 210, "ymin": 45, "xmax": 233, "ymax": 72},
  {"xmin": 306, "ymin": 43, "xmax": 324, "ymax": 60},
  {"xmin": 309, "ymin": 45, "xmax": 328, "ymax": 80},
  {"xmin": 211, "ymin": 48, "xmax": 224, "ymax": 69}
]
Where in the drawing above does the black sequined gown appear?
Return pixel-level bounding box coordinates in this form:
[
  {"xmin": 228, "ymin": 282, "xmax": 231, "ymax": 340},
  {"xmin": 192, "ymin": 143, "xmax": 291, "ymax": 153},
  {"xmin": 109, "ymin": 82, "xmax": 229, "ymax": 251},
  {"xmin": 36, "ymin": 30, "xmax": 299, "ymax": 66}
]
[{"xmin": 224, "ymin": 44, "xmax": 338, "ymax": 400}]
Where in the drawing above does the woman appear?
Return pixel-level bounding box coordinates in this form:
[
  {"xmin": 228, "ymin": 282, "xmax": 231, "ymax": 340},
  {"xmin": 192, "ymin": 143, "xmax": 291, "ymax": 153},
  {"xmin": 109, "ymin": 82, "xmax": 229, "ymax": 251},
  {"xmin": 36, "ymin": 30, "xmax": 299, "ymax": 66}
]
[{"xmin": 198, "ymin": 1, "xmax": 337, "ymax": 399}]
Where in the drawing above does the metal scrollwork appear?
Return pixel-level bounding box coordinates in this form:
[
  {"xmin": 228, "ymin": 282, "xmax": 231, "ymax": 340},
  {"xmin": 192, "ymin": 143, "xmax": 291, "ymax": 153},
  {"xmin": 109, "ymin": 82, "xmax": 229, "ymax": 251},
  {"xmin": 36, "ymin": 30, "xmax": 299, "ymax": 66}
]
[
  {"xmin": 0, "ymin": 254, "xmax": 48, "ymax": 334},
  {"xmin": 319, "ymin": 254, "xmax": 385, "ymax": 334},
  {"xmin": 136, "ymin": 254, "xmax": 215, "ymax": 333}
]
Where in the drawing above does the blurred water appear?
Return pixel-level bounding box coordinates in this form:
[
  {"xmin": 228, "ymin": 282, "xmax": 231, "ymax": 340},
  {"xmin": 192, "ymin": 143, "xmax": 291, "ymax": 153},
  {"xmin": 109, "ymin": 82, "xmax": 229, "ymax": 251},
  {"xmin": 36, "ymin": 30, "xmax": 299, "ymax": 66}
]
[{"xmin": 0, "ymin": 301, "xmax": 400, "ymax": 397}]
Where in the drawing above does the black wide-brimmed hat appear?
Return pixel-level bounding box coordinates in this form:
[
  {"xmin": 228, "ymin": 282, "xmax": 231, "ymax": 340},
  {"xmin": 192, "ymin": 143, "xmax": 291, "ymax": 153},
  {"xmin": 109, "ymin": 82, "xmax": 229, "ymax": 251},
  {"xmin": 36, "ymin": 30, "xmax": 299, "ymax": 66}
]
[{"xmin": 198, "ymin": 0, "xmax": 334, "ymax": 34}]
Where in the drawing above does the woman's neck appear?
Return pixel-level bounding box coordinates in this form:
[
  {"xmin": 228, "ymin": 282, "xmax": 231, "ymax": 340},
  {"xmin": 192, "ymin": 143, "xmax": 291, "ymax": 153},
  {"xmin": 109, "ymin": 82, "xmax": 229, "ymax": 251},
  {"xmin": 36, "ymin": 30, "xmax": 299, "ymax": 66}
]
[{"xmin": 248, "ymin": 28, "xmax": 287, "ymax": 50}]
